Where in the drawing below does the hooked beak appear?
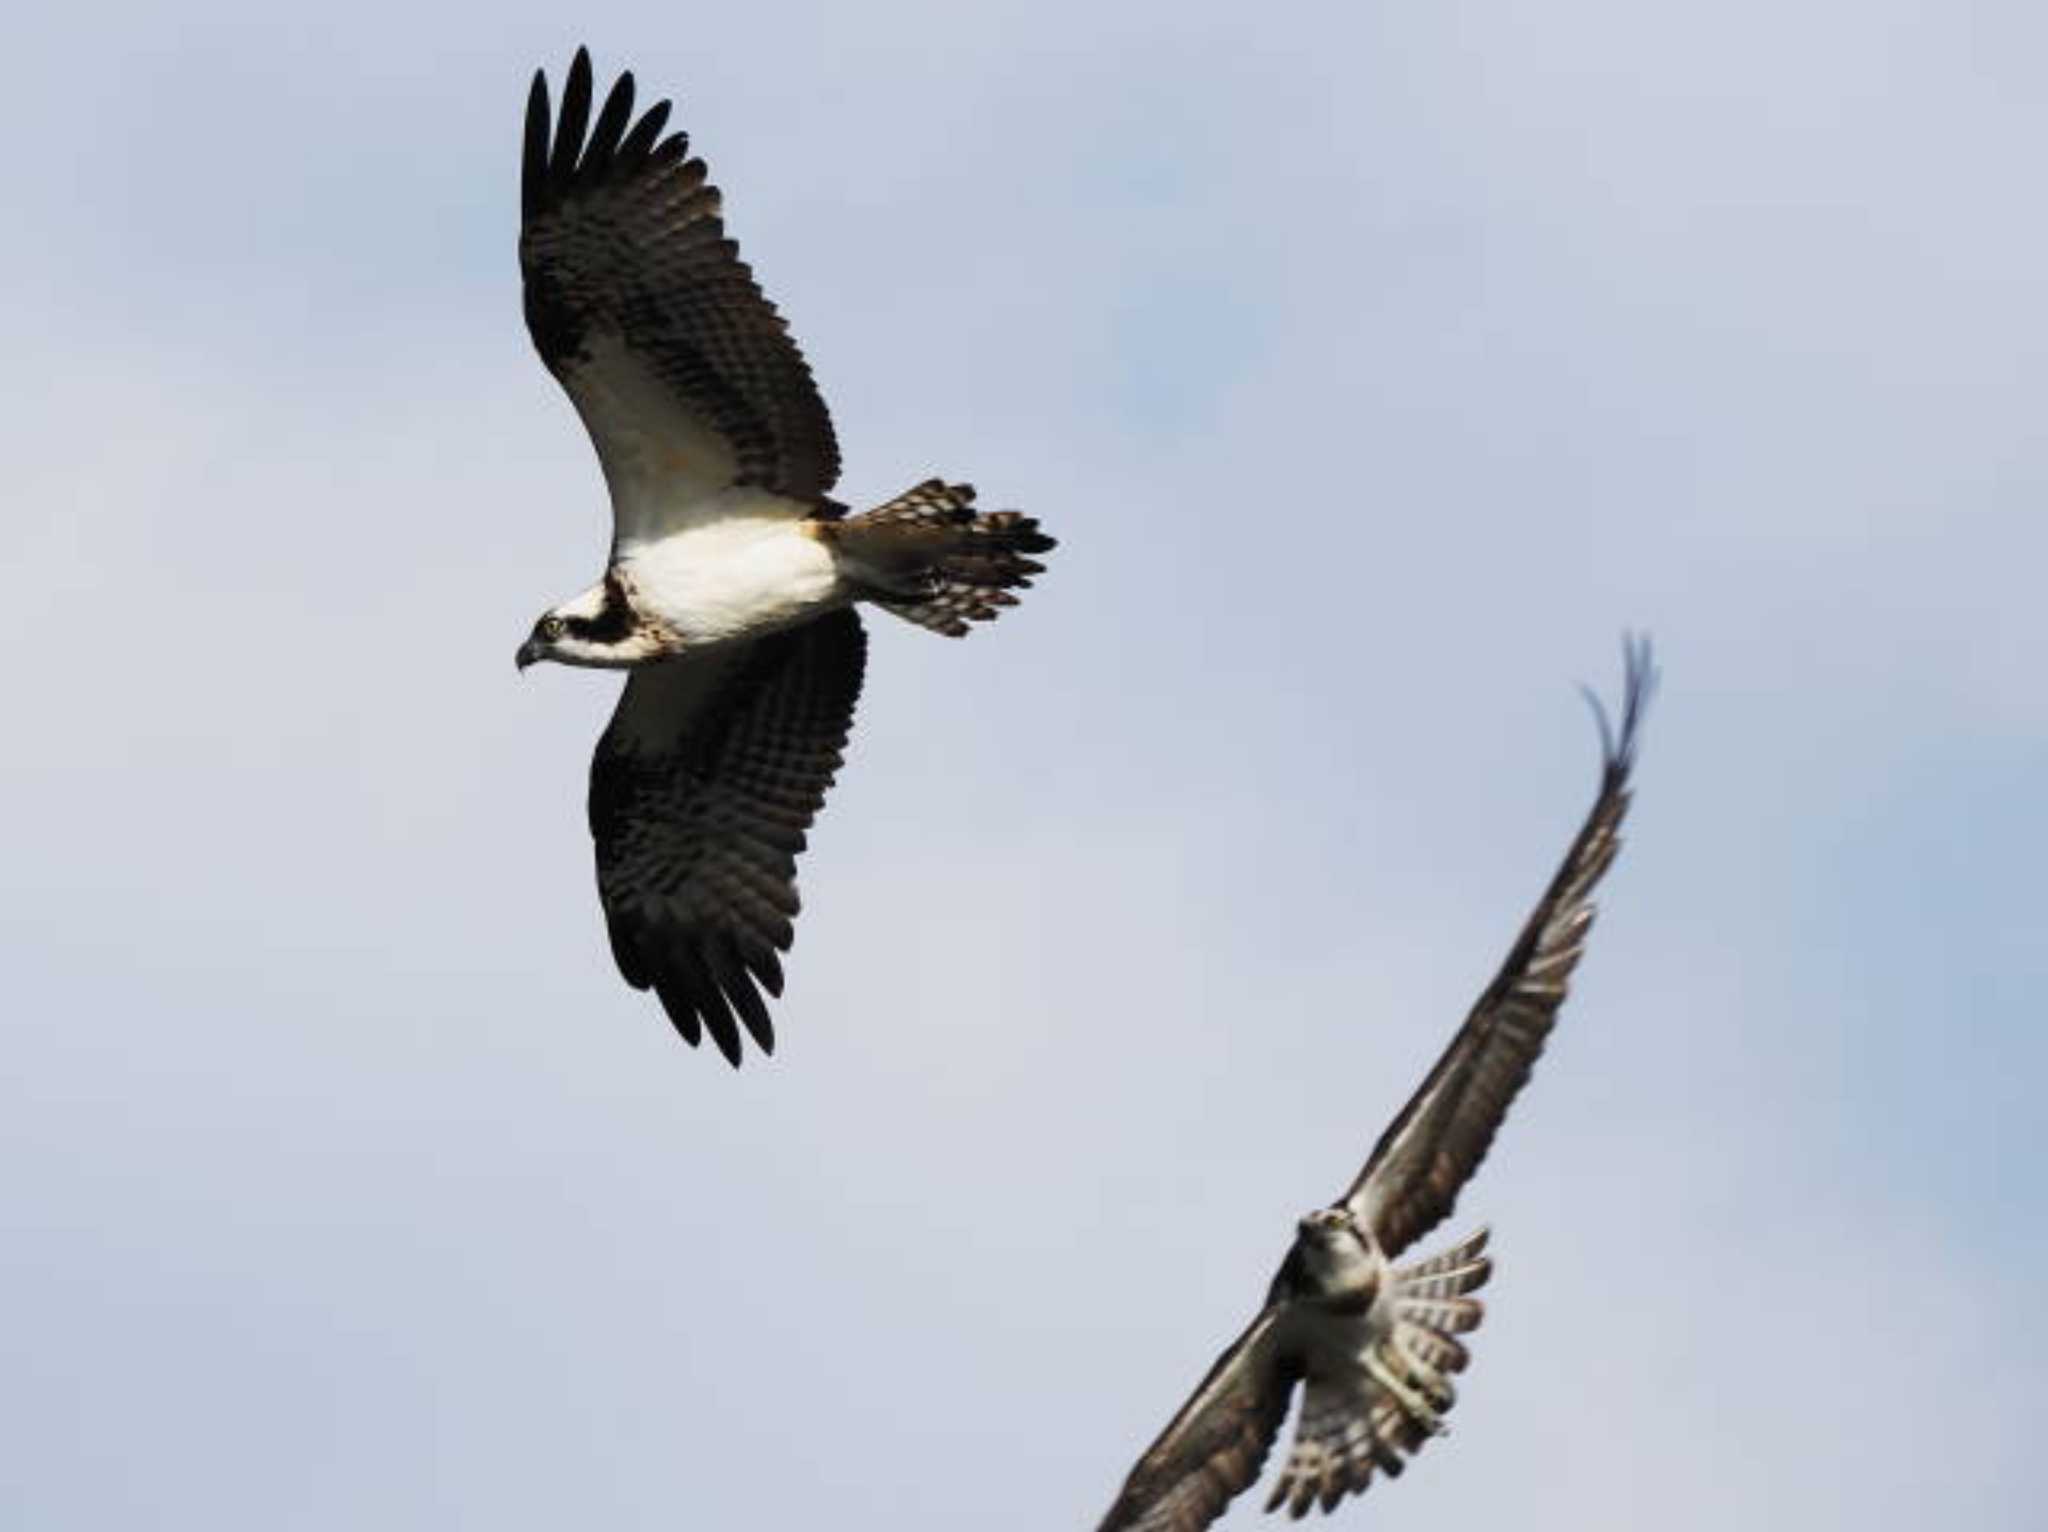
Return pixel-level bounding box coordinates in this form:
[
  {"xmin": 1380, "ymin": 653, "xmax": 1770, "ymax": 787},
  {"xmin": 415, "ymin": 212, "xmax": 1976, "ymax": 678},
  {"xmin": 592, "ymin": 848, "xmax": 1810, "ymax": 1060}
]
[
  {"xmin": 515, "ymin": 637, "xmax": 545, "ymax": 672},
  {"xmin": 1298, "ymin": 1209, "xmax": 1346, "ymax": 1241}
]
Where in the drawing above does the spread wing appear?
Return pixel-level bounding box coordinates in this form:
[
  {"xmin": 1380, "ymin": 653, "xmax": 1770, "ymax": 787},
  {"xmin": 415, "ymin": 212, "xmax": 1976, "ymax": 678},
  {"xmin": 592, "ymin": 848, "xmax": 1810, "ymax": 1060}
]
[
  {"xmin": 587, "ymin": 609, "xmax": 866, "ymax": 1064},
  {"xmin": 1096, "ymin": 1308, "xmax": 1300, "ymax": 1532},
  {"xmin": 1342, "ymin": 636, "xmax": 1655, "ymax": 1257},
  {"xmin": 521, "ymin": 49, "xmax": 842, "ymax": 543}
]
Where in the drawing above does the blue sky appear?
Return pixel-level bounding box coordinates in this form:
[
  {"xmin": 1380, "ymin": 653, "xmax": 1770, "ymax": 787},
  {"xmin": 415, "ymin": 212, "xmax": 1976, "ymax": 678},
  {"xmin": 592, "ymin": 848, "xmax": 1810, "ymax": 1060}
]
[{"xmin": 3, "ymin": 2, "xmax": 2043, "ymax": 1527}]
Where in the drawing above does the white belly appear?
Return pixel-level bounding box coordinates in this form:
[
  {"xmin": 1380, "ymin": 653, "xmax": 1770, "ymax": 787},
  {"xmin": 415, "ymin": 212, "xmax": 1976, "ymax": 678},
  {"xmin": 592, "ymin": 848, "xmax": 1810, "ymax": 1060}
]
[
  {"xmin": 1285, "ymin": 1301, "xmax": 1389, "ymax": 1374},
  {"xmin": 619, "ymin": 498, "xmax": 845, "ymax": 646}
]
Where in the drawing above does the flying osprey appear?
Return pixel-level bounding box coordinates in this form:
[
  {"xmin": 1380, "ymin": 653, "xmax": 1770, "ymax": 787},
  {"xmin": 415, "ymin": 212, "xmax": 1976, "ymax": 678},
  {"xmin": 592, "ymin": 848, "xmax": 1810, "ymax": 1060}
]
[
  {"xmin": 1095, "ymin": 640, "xmax": 1653, "ymax": 1531},
  {"xmin": 514, "ymin": 51, "xmax": 1054, "ymax": 1064}
]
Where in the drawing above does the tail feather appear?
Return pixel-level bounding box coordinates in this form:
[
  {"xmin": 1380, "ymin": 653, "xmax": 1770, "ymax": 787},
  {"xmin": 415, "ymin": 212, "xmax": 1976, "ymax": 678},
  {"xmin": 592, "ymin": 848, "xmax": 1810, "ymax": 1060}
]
[
  {"xmin": 832, "ymin": 479, "xmax": 1054, "ymax": 637},
  {"xmin": 1387, "ymin": 1229, "xmax": 1492, "ymax": 1304},
  {"xmin": 1264, "ymin": 1228, "xmax": 1495, "ymax": 1519},
  {"xmin": 1392, "ymin": 1321, "xmax": 1469, "ymax": 1374},
  {"xmin": 1389, "ymin": 1227, "xmax": 1490, "ymax": 1281},
  {"xmin": 1394, "ymin": 1295, "xmax": 1485, "ymax": 1334},
  {"xmin": 1392, "ymin": 1263, "xmax": 1490, "ymax": 1301}
]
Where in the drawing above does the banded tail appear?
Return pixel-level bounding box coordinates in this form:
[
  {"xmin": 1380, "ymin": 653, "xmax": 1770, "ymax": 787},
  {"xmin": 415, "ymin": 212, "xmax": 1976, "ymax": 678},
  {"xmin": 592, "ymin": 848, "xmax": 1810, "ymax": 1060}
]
[
  {"xmin": 1268, "ymin": 1228, "xmax": 1493, "ymax": 1517},
  {"xmin": 829, "ymin": 479, "xmax": 1055, "ymax": 637}
]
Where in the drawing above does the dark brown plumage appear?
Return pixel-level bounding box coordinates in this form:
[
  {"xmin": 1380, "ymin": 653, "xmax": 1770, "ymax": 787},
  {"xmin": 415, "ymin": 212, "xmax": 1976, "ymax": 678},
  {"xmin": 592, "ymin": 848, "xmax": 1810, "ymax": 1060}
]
[{"xmin": 1099, "ymin": 1313, "xmax": 1299, "ymax": 1532}]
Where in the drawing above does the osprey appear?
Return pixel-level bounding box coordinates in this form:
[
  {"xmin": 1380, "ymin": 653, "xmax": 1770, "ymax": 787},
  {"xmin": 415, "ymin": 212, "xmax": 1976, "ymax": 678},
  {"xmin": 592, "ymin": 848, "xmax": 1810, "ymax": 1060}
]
[
  {"xmin": 1095, "ymin": 640, "xmax": 1653, "ymax": 1531},
  {"xmin": 515, "ymin": 51, "xmax": 1054, "ymax": 1064}
]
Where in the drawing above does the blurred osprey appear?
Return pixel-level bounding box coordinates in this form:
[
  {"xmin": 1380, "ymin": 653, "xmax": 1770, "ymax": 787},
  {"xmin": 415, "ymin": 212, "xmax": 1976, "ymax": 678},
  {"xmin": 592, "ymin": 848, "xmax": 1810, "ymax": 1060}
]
[
  {"xmin": 514, "ymin": 50, "xmax": 1054, "ymax": 1064},
  {"xmin": 1095, "ymin": 640, "xmax": 1653, "ymax": 1530}
]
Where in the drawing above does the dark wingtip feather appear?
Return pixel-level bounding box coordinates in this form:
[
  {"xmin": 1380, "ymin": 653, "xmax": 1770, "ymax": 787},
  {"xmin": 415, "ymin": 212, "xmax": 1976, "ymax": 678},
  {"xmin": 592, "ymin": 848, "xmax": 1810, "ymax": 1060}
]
[
  {"xmin": 583, "ymin": 69, "xmax": 636, "ymax": 178},
  {"xmin": 736, "ymin": 941, "xmax": 785, "ymax": 1000},
  {"xmin": 707, "ymin": 1022, "xmax": 744, "ymax": 1068},
  {"xmin": 709, "ymin": 941, "xmax": 776, "ymax": 1055},
  {"xmin": 730, "ymin": 992, "xmax": 775, "ymax": 1055},
  {"xmin": 1614, "ymin": 630, "xmax": 1657, "ymax": 770},
  {"xmin": 668, "ymin": 947, "xmax": 743, "ymax": 1065},
  {"xmin": 645, "ymin": 944, "xmax": 779, "ymax": 1064},
  {"xmin": 603, "ymin": 914, "xmax": 651, "ymax": 990},
  {"xmin": 654, "ymin": 983, "xmax": 703, "ymax": 1050},
  {"xmin": 521, "ymin": 69, "xmax": 551, "ymax": 218},
  {"xmin": 616, "ymin": 97, "xmax": 672, "ymax": 166},
  {"xmin": 550, "ymin": 48, "xmax": 595, "ymax": 194},
  {"xmin": 1580, "ymin": 631, "xmax": 1657, "ymax": 783}
]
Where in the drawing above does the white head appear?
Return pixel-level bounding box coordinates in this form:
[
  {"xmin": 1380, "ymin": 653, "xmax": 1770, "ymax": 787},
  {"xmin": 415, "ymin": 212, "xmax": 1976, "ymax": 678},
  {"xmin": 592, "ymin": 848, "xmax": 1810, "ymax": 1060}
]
[
  {"xmin": 515, "ymin": 576, "xmax": 672, "ymax": 671},
  {"xmin": 1293, "ymin": 1207, "xmax": 1381, "ymax": 1300}
]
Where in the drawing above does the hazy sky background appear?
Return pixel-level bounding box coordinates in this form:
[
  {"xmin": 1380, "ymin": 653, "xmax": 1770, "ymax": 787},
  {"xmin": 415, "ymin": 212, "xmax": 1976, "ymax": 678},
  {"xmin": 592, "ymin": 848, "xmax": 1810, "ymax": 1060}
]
[{"xmin": 4, "ymin": 2, "xmax": 2043, "ymax": 1527}]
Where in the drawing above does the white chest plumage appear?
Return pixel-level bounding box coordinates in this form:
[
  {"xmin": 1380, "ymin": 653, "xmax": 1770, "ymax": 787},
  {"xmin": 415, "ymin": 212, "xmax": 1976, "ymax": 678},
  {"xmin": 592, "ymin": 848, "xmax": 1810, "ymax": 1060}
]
[
  {"xmin": 1280, "ymin": 1229, "xmax": 1398, "ymax": 1371},
  {"xmin": 1294, "ymin": 1289, "xmax": 1395, "ymax": 1370},
  {"xmin": 616, "ymin": 491, "xmax": 845, "ymax": 646}
]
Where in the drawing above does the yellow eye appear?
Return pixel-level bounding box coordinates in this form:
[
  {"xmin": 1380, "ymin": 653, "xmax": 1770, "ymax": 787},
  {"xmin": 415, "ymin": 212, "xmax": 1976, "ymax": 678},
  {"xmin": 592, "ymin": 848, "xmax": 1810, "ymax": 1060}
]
[{"xmin": 540, "ymin": 616, "xmax": 566, "ymax": 641}]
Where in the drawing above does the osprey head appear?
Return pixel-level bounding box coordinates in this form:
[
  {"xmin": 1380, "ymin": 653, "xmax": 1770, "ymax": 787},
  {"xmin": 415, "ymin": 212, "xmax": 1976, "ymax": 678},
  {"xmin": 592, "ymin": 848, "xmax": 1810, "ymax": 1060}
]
[
  {"xmin": 1292, "ymin": 1206, "xmax": 1380, "ymax": 1301},
  {"xmin": 516, "ymin": 577, "xmax": 671, "ymax": 671}
]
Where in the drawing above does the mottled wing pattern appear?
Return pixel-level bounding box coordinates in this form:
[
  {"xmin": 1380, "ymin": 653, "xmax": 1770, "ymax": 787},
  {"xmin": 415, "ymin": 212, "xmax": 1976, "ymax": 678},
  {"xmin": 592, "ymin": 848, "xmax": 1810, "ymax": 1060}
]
[
  {"xmin": 521, "ymin": 49, "xmax": 841, "ymax": 537},
  {"xmin": 588, "ymin": 609, "xmax": 867, "ymax": 1063},
  {"xmin": 1097, "ymin": 1310, "xmax": 1299, "ymax": 1532},
  {"xmin": 1343, "ymin": 637, "xmax": 1655, "ymax": 1257}
]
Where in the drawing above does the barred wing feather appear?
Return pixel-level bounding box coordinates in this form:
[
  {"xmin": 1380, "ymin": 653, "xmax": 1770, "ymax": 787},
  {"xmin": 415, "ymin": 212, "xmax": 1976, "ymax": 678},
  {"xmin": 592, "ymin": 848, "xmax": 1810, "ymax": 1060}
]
[{"xmin": 1342, "ymin": 638, "xmax": 1654, "ymax": 1257}]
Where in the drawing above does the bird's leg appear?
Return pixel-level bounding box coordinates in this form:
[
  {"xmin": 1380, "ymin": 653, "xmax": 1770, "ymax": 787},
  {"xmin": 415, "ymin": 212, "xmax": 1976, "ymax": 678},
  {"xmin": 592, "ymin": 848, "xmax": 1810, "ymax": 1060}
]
[{"xmin": 1364, "ymin": 1348, "xmax": 1448, "ymax": 1436}]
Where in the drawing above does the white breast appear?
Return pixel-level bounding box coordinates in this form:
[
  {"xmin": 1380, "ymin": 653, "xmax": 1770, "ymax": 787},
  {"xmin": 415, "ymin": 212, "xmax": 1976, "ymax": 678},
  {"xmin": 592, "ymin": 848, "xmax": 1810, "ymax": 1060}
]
[{"xmin": 617, "ymin": 490, "xmax": 845, "ymax": 645}]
